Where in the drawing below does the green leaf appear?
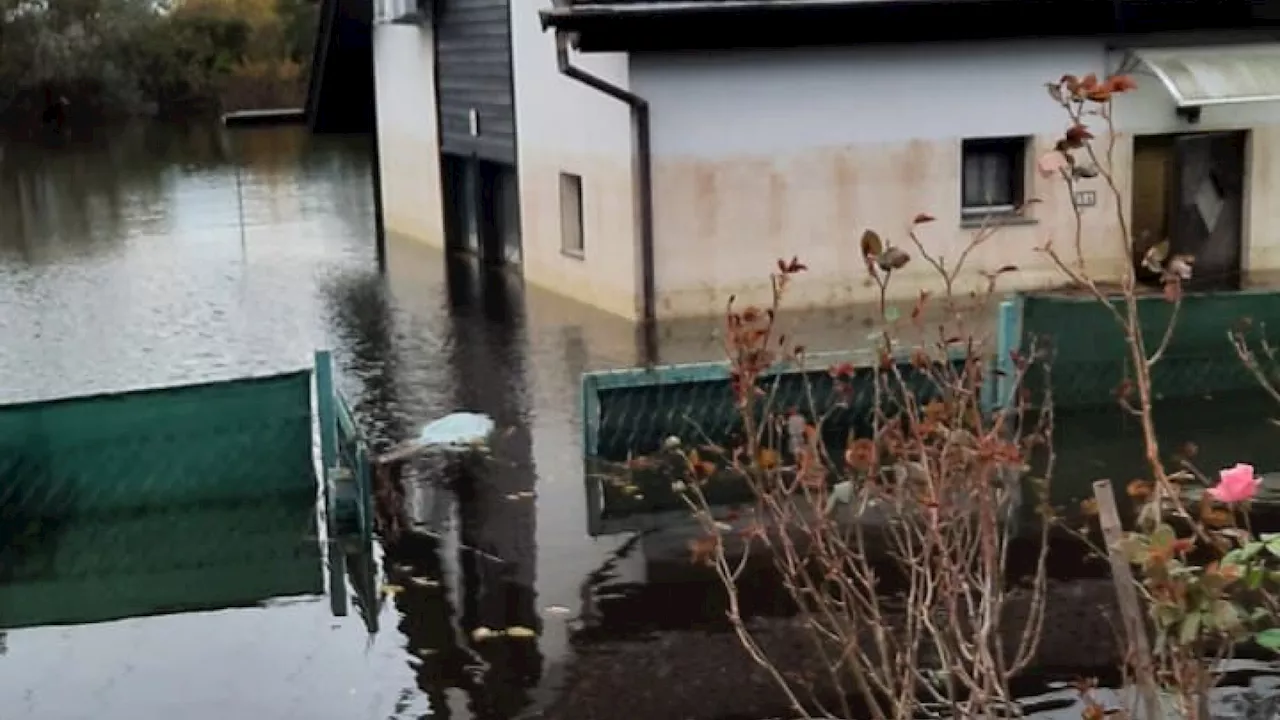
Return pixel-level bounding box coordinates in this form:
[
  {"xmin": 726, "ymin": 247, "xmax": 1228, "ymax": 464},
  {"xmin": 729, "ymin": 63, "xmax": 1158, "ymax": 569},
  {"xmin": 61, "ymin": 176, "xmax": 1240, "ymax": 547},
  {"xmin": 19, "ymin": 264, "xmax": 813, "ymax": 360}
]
[
  {"xmin": 1230, "ymin": 541, "xmax": 1266, "ymax": 563},
  {"xmin": 1212, "ymin": 600, "xmax": 1242, "ymax": 631},
  {"xmin": 883, "ymin": 306, "xmax": 901, "ymax": 323},
  {"xmin": 1248, "ymin": 566, "xmax": 1267, "ymax": 591},
  {"xmin": 1150, "ymin": 524, "xmax": 1177, "ymax": 552},
  {"xmin": 1255, "ymin": 628, "xmax": 1280, "ymax": 651},
  {"xmin": 1263, "ymin": 537, "xmax": 1280, "ymax": 559},
  {"xmin": 1179, "ymin": 612, "xmax": 1201, "ymax": 646}
]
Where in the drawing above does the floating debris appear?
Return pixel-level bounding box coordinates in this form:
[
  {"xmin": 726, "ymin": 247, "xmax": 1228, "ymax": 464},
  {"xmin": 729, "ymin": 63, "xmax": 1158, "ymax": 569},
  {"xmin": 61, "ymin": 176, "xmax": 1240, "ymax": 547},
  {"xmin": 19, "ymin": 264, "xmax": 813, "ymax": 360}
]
[
  {"xmin": 470, "ymin": 625, "xmax": 539, "ymax": 641},
  {"xmin": 381, "ymin": 584, "xmax": 405, "ymax": 597},
  {"xmin": 377, "ymin": 412, "xmax": 497, "ymax": 463},
  {"xmin": 407, "ymin": 576, "xmax": 440, "ymax": 588},
  {"xmin": 503, "ymin": 490, "xmax": 537, "ymax": 501},
  {"xmin": 542, "ymin": 604, "xmax": 572, "ymax": 616},
  {"xmin": 416, "ymin": 412, "xmax": 496, "ymax": 451}
]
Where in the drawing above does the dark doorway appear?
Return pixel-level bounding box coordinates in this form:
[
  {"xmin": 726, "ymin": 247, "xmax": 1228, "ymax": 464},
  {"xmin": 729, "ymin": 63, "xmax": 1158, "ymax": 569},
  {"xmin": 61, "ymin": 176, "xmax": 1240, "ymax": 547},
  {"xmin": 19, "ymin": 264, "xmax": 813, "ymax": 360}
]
[
  {"xmin": 1131, "ymin": 131, "xmax": 1245, "ymax": 292},
  {"xmin": 440, "ymin": 153, "xmax": 522, "ymax": 267}
]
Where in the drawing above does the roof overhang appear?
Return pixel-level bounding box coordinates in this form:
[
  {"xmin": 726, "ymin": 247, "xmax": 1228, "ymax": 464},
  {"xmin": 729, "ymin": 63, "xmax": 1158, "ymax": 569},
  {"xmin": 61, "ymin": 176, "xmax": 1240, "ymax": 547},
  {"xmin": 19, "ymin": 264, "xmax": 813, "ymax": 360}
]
[
  {"xmin": 540, "ymin": 0, "xmax": 1280, "ymax": 54},
  {"xmin": 1132, "ymin": 43, "xmax": 1280, "ymax": 108}
]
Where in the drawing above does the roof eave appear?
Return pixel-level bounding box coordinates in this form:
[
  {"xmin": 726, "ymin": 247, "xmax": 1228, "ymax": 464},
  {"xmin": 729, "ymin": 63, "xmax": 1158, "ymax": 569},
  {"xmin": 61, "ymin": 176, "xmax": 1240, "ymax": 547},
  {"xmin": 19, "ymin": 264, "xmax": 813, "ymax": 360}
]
[{"xmin": 540, "ymin": 0, "xmax": 1280, "ymax": 53}]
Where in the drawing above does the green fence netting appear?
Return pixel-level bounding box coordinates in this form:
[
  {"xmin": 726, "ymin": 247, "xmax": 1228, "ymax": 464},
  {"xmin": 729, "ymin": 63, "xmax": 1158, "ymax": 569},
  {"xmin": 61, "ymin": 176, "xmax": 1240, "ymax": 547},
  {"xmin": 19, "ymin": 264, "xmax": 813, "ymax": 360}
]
[
  {"xmin": 0, "ymin": 369, "xmax": 323, "ymax": 629},
  {"xmin": 0, "ymin": 492, "xmax": 321, "ymax": 629},
  {"xmin": 581, "ymin": 351, "xmax": 982, "ymax": 536},
  {"xmin": 0, "ymin": 371, "xmax": 315, "ymax": 516},
  {"xmin": 314, "ymin": 350, "xmax": 374, "ymax": 549},
  {"xmin": 1017, "ymin": 290, "xmax": 1280, "ymax": 410}
]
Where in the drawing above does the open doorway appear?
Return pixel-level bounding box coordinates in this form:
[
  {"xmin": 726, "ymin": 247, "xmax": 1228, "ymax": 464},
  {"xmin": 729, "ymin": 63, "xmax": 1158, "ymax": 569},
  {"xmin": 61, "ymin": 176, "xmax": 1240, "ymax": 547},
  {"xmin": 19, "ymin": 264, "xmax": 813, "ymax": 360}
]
[
  {"xmin": 1131, "ymin": 131, "xmax": 1246, "ymax": 292},
  {"xmin": 439, "ymin": 154, "xmax": 523, "ymax": 267}
]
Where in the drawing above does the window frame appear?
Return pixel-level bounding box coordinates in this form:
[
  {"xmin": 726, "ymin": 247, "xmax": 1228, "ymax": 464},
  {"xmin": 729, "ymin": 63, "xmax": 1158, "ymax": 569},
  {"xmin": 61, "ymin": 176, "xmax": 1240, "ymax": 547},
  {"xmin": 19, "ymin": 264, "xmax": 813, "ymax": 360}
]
[
  {"xmin": 960, "ymin": 136, "xmax": 1028, "ymax": 218},
  {"xmin": 559, "ymin": 172, "xmax": 585, "ymax": 259}
]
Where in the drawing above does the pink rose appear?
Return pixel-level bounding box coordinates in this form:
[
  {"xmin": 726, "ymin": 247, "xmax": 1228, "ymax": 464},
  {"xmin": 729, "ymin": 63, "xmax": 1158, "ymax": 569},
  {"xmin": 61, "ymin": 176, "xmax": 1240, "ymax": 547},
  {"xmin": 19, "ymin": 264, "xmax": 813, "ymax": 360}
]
[{"xmin": 1207, "ymin": 463, "xmax": 1260, "ymax": 504}]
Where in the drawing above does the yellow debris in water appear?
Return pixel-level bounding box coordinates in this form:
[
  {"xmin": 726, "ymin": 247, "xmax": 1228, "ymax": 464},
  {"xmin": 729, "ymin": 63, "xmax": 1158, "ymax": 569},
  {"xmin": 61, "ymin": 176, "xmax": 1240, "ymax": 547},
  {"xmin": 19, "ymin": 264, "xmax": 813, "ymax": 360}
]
[
  {"xmin": 505, "ymin": 626, "xmax": 537, "ymax": 639},
  {"xmin": 471, "ymin": 626, "xmax": 499, "ymax": 642},
  {"xmin": 381, "ymin": 584, "xmax": 405, "ymax": 596}
]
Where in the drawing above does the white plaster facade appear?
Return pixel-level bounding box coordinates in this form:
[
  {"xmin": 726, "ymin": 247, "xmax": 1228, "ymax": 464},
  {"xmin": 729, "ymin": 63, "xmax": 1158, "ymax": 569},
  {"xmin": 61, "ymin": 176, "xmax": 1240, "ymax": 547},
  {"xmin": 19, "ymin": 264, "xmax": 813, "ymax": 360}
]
[
  {"xmin": 629, "ymin": 40, "xmax": 1280, "ymax": 317},
  {"xmin": 373, "ymin": 11, "xmax": 1280, "ymax": 321},
  {"xmin": 509, "ymin": 1, "xmax": 638, "ymax": 320},
  {"xmin": 372, "ymin": 19, "xmax": 445, "ymax": 249}
]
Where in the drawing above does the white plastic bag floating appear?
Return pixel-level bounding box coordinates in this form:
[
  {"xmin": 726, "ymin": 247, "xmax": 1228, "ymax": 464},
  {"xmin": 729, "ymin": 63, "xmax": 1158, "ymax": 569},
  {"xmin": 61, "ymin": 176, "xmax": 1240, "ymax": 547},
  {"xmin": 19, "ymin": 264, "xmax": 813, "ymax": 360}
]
[
  {"xmin": 415, "ymin": 412, "xmax": 495, "ymax": 452},
  {"xmin": 376, "ymin": 411, "xmax": 496, "ymax": 464}
]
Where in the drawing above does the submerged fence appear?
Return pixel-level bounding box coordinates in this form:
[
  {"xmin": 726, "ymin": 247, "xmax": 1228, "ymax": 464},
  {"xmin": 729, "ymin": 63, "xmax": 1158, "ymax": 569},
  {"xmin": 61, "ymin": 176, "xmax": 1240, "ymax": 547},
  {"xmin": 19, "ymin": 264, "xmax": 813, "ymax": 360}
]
[
  {"xmin": 580, "ymin": 290, "xmax": 1280, "ymax": 535},
  {"xmin": 1013, "ymin": 290, "xmax": 1280, "ymax": 409},
  {"xmin": 580, "ymin": 348, "xmax": 999, "ymax": 536},
  {"xmin": 0, "ymin": 351, "xmax": 375, "ymax": 629}
]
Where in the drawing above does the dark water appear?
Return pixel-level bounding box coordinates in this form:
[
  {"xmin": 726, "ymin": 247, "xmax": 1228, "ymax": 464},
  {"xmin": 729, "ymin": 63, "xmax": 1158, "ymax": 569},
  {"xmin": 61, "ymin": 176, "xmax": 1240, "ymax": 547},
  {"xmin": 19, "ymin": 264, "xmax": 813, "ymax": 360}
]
[
  {"xmin": 3, "ymin": 123, "xmax": 1280, "ymax": 720},
  {"xmin": 0, "ymin": 123, "xmax": 664, "ymax": 720}
]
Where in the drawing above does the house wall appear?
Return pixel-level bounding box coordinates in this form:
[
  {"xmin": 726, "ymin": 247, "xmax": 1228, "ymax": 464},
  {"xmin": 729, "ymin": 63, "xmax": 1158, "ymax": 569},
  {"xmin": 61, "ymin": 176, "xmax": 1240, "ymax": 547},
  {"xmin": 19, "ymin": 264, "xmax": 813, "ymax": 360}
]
[
  {"xmin": 372, "ymin": 23, "xmax": 445, "ymax": 248},
  {"xmin": 629, "ymin": 40, "xmax": 1280, "ymax": 318},
  {"xmin": 509, "ymin": 1, "xmax": 639, "ymax": 321}
]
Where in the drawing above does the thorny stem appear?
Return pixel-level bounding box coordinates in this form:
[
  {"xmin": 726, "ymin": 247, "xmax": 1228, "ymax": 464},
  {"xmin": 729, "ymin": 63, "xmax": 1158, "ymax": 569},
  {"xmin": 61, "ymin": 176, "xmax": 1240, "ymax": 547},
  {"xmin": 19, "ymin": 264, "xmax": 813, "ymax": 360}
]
[{"xmin": 662, "ymin": 233, "xmax": 1054, "ymax": 720}]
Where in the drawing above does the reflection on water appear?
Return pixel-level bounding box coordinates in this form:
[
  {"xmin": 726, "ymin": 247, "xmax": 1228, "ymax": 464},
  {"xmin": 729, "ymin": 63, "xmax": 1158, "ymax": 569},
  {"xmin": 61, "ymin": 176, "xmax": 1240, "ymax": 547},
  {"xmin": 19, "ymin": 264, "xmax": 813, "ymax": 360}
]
[
  {"xmin": 0, "ymin": 119, "xmax": 703, "ymax": 720},
  {"xmin": 6, "ymin": 121, "xmax": 1280, "ymax": 719}
]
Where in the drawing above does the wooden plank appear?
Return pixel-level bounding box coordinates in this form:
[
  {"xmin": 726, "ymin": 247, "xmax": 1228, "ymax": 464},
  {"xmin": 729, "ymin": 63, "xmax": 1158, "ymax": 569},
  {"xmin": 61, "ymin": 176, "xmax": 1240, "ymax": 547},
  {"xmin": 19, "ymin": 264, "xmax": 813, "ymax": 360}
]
[
  {"xmin": 222, "ymin": 108, "xmax": 307, "ymax": 127},
  {"xmin": 1093, "ymin": 479, "xmax": 1161, "ymax": 720}
]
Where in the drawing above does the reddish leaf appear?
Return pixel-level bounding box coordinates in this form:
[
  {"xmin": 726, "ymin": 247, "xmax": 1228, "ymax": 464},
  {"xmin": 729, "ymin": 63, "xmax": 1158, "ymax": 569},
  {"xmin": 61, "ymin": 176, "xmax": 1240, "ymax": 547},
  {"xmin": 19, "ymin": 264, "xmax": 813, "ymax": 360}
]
[
  {"xmin": 1107, "ymin": 74, "xmax": 1138, "ymax": 93},
  {"xmin": 912, "ymin": 212, "xmax": 935, "ymax": 225},
  {"xmin": 1064, "ymin": 123, "xmax": 1093, "ymax": 147}
]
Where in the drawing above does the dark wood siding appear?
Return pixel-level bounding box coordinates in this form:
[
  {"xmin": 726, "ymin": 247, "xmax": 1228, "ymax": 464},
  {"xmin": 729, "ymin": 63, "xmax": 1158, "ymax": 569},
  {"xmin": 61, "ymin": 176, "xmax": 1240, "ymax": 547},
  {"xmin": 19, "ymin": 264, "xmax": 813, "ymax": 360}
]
[{"xmin": 434, "ymin": 0, "xmax": 516, "ymax": 164}]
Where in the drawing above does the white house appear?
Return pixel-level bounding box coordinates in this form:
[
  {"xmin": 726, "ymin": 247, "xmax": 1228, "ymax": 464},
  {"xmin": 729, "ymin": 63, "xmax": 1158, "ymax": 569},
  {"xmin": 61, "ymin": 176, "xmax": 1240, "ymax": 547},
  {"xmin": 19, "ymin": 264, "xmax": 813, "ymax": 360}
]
[{"xmin": 372, "ymin": 0, "xmax": 1280, "ymax": 323}]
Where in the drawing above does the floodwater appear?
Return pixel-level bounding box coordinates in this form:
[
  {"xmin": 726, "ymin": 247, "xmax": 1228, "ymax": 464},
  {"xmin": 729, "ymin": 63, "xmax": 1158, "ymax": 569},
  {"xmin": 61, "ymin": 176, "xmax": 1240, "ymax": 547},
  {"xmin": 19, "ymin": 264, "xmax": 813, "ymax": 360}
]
[
  {"xmin": 2, "ymin": 122, "xmax": 1280, "ymax": 720},
  {"xmin": 0, "ymin": 122, "xmax": 652, "ymax": 720}
]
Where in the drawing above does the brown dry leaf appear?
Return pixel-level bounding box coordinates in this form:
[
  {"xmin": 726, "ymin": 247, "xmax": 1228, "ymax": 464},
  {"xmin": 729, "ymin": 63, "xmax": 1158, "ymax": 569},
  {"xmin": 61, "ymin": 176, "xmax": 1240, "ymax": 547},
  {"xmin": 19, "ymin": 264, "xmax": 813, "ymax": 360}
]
[
  {"xmin": 688, "ymin": 535, "xmax": 718, "ymax": 566},
  {"xmin": 756, "ymin": 448, "xmax": 780, "ymax": 470},
  {"xmin": 860, "ymin": 229, "xmax": 883, "ymax": 258}
]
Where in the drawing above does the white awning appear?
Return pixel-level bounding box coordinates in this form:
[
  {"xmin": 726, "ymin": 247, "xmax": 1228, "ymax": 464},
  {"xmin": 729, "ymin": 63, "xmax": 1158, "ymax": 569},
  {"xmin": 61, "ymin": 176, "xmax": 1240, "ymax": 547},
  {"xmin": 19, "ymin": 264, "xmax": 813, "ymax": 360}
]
[{"xmin": 1133, "ymin": 43, "xmax": 1280, "ymax": 108}]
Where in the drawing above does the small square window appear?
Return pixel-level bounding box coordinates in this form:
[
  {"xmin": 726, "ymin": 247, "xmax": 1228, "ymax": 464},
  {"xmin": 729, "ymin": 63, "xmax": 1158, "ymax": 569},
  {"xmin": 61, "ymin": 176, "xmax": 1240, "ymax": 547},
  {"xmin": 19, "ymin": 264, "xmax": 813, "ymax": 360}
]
[
  {"xmin": 961, "ymin": 137, "xmax": 1027, "ymax": 217},
  {"xmin": 560, "ymin": 172, "xmax": 584, "ymax": 258}
]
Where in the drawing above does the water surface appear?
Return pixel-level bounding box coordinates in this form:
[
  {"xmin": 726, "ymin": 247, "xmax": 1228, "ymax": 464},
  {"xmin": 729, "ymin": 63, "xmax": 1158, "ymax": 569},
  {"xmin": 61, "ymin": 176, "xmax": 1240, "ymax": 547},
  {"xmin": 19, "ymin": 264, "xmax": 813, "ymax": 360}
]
[
  {"xmin": 4, "ymin": 122, "xmax": 1280, "ymax": 720},
  {"xmin": 0, "ymin": 122, "xmax": 649, "ymax": 720}
]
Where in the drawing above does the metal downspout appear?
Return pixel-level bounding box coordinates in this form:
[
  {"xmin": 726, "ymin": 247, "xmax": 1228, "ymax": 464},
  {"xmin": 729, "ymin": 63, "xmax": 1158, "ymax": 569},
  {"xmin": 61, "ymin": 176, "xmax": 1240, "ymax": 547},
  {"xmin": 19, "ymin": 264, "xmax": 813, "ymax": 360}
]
[{"xmin": 552, "ymin": 30, "xmax": 658, "ymax": 361}]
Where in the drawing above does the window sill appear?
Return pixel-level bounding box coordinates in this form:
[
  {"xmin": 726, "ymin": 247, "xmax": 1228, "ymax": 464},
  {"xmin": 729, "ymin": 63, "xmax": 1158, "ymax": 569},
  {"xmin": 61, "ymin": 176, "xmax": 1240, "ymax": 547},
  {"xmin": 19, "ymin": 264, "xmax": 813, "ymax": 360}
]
[
  {"xmin": 959, "ymin": 213, "xmax": 1038, "ymax": 230},
  {"xmin": 561, "ymin": 248, "xmax": 586, "ymax": 261}
]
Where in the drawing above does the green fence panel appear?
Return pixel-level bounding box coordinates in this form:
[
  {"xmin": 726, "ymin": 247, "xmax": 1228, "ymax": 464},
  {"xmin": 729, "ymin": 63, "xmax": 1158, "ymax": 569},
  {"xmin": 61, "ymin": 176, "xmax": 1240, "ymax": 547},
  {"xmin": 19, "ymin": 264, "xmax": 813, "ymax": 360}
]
[
  {"xmin": 1019, "ymin": 289, "xmax": 1280, "ymax": 410},
  {"xmin": 0, "ymin": 490, "xmax": 321, "ymax": 629},
  {"xmin": 314, "ymin": 350, "xmax": 374, "ymax": 546},
  {"xmin": 0, "ymin": 371, "xmax": 315, "ymax": 518},
  {"xmin": 581, "ymin": 351, "xmax": 973, "ymax": 536}
]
